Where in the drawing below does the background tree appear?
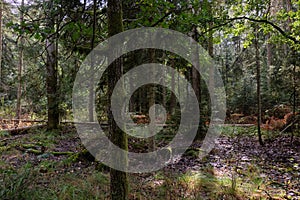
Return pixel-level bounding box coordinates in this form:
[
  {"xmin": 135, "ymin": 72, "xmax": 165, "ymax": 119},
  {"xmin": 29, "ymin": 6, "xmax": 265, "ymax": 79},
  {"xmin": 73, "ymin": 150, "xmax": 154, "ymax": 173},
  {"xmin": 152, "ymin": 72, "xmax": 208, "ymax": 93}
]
[
  {"xmin": 88, "ymin": 0, "xmax": 97, "ymax": 122},
  {"xmin": 16, "ymin": 0, "xmax": 24, "ymax": 123}
]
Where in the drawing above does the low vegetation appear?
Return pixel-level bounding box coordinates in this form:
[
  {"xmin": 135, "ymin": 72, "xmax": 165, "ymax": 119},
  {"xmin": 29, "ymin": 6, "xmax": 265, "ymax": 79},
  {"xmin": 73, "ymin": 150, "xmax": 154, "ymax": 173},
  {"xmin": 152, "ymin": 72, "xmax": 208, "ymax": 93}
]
[{"xmin": 1, "ymin": 125, "xmax": 299, "ymax": 199}]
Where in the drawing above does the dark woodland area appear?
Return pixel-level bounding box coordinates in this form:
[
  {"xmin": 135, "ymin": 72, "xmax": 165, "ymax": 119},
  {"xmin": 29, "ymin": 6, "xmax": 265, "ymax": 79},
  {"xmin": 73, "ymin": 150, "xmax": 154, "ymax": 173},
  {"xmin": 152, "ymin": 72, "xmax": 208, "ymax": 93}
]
[{"xmin": 0, "ymin": 0, "xmax": 299, "ymax": 199}]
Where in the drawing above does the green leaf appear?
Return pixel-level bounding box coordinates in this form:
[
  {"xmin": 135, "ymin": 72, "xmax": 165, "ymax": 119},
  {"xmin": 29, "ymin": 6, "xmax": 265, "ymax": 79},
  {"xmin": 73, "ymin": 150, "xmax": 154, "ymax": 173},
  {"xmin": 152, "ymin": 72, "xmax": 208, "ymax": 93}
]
[
  {"xmin": 34, "ymin": 33, "xmax": 41, "ymax": 40},
  {"xmin": 6, "ymin": 22, "xmax": 14, "ymax": 28}
]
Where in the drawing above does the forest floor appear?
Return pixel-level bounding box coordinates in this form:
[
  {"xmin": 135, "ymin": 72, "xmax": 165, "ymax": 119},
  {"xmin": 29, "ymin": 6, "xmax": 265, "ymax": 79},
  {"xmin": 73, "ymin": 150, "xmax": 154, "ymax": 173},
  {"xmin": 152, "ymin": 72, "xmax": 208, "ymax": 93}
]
[{"xmin": 0, "ymin": 124, "xmax": 299, "ymax": 199}]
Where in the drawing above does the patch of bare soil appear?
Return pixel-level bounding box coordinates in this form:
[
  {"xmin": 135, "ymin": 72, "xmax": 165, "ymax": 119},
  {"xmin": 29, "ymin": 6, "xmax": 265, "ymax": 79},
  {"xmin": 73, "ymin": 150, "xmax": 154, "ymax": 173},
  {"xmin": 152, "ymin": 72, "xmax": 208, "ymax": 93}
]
[{"xmin": 166, "ymin": 134, "xmax": 300, "ymax": 199}]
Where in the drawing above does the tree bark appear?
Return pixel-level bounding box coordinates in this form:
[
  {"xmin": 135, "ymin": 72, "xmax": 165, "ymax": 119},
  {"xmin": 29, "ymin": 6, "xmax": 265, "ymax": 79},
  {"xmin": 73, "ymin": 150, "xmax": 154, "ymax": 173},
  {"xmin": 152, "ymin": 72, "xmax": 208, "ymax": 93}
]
[
  {"xmin": 169, "ymin": 59, "xmax": 176, "ymax": 115},
  {"xmin": 107, "ymin": 0, "xmax": 128, "ymax": 199},
  {"xmin": 207, "ymin": 1, "xmax": 214, "ymax": 91},
  {"xmin": 191, "ymin": 27, "xmax": 201, "ymax": 140},
  {"xmin": 161, "ymin": 67, "xmax": 166, "ymax": 108},
  {"xmin": 266, "ymin": 34, "xmax": 272, "ymax": 90},
  {"xmin": 291, "ymin": 63, "xmax": 296, "ymax": 142},
  {"xmin": 129, "ymin": 55, "xmax": 135, "ymax": 112},
  {"xmin": 88, "ymin": 0, "xmax": 97, "ymax": 122},
  {"xmin": 16, "ymin": 0, "xmax": 24, "ymax": 123},
  {"xmin": 148, "ymin": 49, "xmax": 156, "ymax": 151},
  {"xmin": 46, "ymin": 0, "xmax": 59, "ymax": 130},
  {"xmin": 255, "ymin": 27, "xmax": 263, "ymax": 146}
]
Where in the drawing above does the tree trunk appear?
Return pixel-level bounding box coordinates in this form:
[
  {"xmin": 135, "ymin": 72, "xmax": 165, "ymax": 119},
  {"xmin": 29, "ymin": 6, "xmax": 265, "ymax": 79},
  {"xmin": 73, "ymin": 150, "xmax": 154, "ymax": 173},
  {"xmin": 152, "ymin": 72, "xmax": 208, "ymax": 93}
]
[
  {"xmin": 266, "ymin": 34, "xmax": 272, "ymax": 90},
  {"xmin": 129, "ymin": 52, "xmax": 136, "ymax": 112},
  {"xmin": 255, "ymin": 27, "xmax": 263, "ymax": 146},
  {"xmin": 208, "ymin": 8, "xmax": 214, "ymax": 91},
  {"xmin": 107, "ymin": 0, "xmax": 128, "ymax": 199},
  {"xmin": 161, "ymin": 60, "xmax": 166, "ymax": 108},
  {"xmin": 284, "ymin": 0, "xmax": 295, "ymax": 142},
  {"xmin": 138, "ymin": 86, "xmax": 142, "ymax": 113},
  {"xmin": 291, "ymin": 63, "xmax": 296, "ymax": 142},
  {"xmin": 191, "ymin": 26, "xmax": 201, "ymax": 140},
  {"xmin": 88, "ymin": 0, "xmax": 97, "ymax": 122},
  {"xmin": 46, "ymin": 41, "xmax": 59, "ymax": 130},
  {"xmin": 169, "ymin": 59, "xmax": 176, "ymax": 115},
  {"xmin": 148, "ymin": 49, "xmax": 156, "ymax": 151},
  {"xmin": 129, "ymin": 78, "xmax": 135, "ymax": 112},
  {"xmin": 16, "ymin": 0, "xmax": 24, "ymax": 123},
  {"xmin": 46, "ymin": 1, "xmax": 59, "ymax": 130}
]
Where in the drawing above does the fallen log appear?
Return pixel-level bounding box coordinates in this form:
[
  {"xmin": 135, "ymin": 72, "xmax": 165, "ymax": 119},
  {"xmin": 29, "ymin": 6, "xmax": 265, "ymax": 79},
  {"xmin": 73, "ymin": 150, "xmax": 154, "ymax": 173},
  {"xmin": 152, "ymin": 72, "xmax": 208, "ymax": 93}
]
[
  {"xmin": 16, "ymin": 145, "xmax": 74, "ymax": 156},
  {"xmin": 61, "ymin": 121, "xmax": 177, "ymax": 127},
  {"xmin": 0, "ymin": 124, "xmax": 46, "ymax": 135},
  {"xmin": 1, "ymin": 119, "xmax": 46, "ymax": 123},
  {"xmin": 222, "ymin": 124, "xmax": 256, "ymax": 127},
  {"xmin": 0, "ymin": 135, "xmax": 23, "ymax": 143}
]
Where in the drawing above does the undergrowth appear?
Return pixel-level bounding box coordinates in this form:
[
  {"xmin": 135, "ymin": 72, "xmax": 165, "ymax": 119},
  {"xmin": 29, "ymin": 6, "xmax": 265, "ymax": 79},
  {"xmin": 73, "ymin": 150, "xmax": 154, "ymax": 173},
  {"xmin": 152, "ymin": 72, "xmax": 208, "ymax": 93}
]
[{"xmin": 0, "ymin": 125, "xmax": 299, "ymax": 199}]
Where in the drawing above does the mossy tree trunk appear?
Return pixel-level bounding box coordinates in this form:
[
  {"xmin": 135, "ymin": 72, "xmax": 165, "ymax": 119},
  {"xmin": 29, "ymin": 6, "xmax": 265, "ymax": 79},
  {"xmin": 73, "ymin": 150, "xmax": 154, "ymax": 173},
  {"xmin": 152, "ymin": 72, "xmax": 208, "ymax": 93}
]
[
  {"xmin": 107, "ymin": 0, "xmax": 129, "ymax": 199},
  {"xmin": 46, "ymin": 0, "xmax": 59, "ymax": 130}
]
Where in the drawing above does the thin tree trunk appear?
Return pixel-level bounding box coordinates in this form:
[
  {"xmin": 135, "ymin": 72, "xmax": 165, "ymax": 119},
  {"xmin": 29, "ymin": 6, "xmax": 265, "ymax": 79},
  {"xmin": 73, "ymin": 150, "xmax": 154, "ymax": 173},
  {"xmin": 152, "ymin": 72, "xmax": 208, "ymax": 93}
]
[
  {"xmin": 207, "ymin": 1, "xmax": 214, "ymax": 91},
  {"xmin": 192, "ymin": 52, "xmax": 201, "ymax": 103},
  {"xmin": 284, "ymin": 0, "xmax": 294, "ymax": 142},
  {"xmin": 291, "ymin": 63, "xmax": 296, "ymax": 142},
  {"xmin": 169, "ymin": 59, "xmax": 176, "ymax": 115},
  {"xmin": 88, "ymin": 0, "xmax": 97, "ymax": 122},
  {"xmin": 129, "ymin": 52, "xmax": 136, "ymax": 112},
  {"xmin": 148, "ymin": 49, "xmax": 156, "ymax": 151},
  {"xmin": 16, "ymin": 0, "xmax": 24, "ymax": 123},
  {"xmin": 129, "ymin": 76, "xmax": 135, "ymax": 112},
  {"xmin": 266, "ymin": 34, "xmax": 272, "ymax": 90},
  {"xmin": 206, "ymin": 2, "xmax": 214, "ymax": 140},
  {"xmin": 206, "ymin": 0, "xmax": 214, "ymax": 119},
  {"xmin": 161, "ymin": 63, "xmax": 166, "ymax": 108},
  {"xmin": 255, "ymin": 27, "xmax": 263, "ymax": 146},
  {"xmin": 138, "ymin": 87, "xmax": 142, "ymax": 113},
  {"xmin": 107, "ymin": 0, "xmax": 128, "ymax": 199}
]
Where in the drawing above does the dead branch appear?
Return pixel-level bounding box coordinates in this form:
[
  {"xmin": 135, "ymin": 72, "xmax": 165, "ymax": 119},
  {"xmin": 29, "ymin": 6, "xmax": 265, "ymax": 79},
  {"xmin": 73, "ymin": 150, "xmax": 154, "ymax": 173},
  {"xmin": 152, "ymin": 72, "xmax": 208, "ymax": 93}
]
[{"xmin": 280, "ymin": 119, "xmax": 298, "ymax": 134}]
